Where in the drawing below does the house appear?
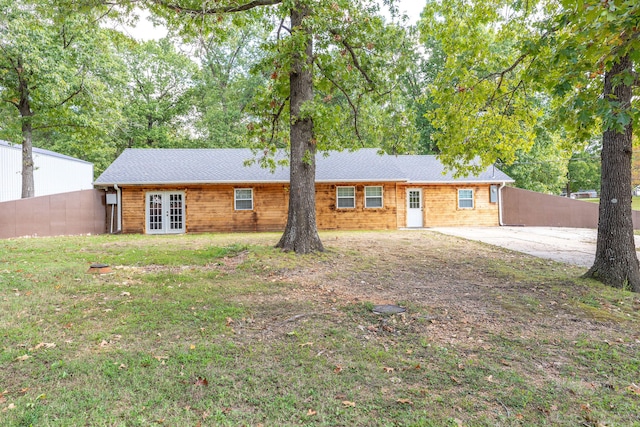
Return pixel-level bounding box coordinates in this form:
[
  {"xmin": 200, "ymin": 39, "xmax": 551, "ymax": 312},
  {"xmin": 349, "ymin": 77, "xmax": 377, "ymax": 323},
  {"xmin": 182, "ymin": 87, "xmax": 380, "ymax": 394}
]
[
  {"xmin": 0, "ymin": 140, "xmax": 94, "ymax": 202},
  {"xmin": 93, "ymin": 148, "xmax": 513, "ymax": 234}
]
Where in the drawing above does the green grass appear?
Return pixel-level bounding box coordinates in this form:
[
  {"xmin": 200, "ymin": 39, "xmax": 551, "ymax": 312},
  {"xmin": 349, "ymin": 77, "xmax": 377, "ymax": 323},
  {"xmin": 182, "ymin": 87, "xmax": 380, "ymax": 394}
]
[
  {"xmin": 1, "ymin": 231, "xmax": 639, "ymax": 426},
  {"xmin": 581, "ymin": 196, "xmax": 640, "ymax": 211}
]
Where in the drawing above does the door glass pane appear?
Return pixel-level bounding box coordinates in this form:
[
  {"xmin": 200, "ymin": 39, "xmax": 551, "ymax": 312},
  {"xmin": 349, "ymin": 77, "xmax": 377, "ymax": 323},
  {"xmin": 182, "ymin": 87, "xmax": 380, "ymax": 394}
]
[
  {"xmin": 148, "ymin": 194, "xmax": 163, "ymax": 230},
  {"xmin": 409, "ymin": 191, "xmax": 420, "ymax": 209},
  {"xmin": 169, "ymin": 194, "xmax": 183, "ymax": 230}
]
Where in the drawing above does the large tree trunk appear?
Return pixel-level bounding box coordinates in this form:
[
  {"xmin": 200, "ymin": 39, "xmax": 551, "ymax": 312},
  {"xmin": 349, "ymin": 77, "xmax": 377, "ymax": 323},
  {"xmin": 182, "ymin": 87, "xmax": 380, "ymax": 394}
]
[
  {"xmin": 584, "ymin": 54, "xmax": 640, "ymax": 292},
  {"xmin": 275, "ymin": 3, "xmax": 324, "ymax": 253},
  {"xmin": 18, "ymin": 65, "xmax": 35, "ymax": 199}
]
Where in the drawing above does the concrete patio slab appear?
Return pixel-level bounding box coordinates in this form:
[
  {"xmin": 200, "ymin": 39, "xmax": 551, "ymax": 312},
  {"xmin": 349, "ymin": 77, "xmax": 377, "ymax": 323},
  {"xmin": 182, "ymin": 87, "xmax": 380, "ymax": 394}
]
[{"xmin": 431, "ymin": 227, "xmax": 640, "ymax": 268}]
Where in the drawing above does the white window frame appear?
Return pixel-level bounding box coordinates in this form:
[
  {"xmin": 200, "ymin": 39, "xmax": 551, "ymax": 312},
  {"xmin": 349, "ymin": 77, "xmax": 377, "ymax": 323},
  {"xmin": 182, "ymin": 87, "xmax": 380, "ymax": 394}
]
[
  {"xmin": 336, "ymin": 186, "xmax": 355, "ymax": 209},
  {"xmin": 458, "ymin": 189, "xmax": 474, "ymax": 209},
  {"xmin": 234, "ymin": 188, "xmax": 253, "ymax": 211},
  {"xmin": 364, "ymin": 186, "xmax": 383, "ymax": 208}
]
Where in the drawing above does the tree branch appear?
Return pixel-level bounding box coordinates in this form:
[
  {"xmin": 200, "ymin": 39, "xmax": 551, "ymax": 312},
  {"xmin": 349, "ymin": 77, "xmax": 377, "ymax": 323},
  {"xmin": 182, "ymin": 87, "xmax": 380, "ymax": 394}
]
[
  {"xmin": 330, "ymin": 29, "xmax": 374, "ymax": 87},
  {"xmin": 150, "ymin": 0, "xmax": 282, "ymax": 15},
  {"xmin": 315, "ymin": 61, "xmax": 363, "ymax": 143},
  {"xmin": 269, "ymin": 96, "xmax": 288, "ymax": 145}
]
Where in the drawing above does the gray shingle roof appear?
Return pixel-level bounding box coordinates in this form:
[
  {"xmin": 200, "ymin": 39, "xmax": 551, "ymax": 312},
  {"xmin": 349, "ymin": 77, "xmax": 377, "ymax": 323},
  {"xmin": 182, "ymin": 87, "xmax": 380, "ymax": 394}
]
[{"xmin": 94, "ymin": 148, "xmax": 513, "ymax": 185}]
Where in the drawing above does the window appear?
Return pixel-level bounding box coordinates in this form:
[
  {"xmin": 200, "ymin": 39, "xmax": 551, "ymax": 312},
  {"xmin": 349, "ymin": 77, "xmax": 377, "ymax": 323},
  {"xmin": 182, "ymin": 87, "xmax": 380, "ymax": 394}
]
[
  {"xmin": 365, "ymin": 186, "xmax": 383, "ymax": 208},
  {"xmin": 235, "ymin": 188, "xmax": 253, "ymax": 210},
  {"xmin": 458, "ymin": 189, "xmax": 474, "ymax": 209},
  {"xmin": 337, "ymin": 186, "xmax": 355, "ymax": 208}
]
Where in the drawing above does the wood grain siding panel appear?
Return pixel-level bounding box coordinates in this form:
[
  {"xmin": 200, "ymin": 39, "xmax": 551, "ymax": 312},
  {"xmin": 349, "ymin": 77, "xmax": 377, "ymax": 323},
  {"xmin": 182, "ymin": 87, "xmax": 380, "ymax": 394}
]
[
  {"xmin": 119, "ymin": 182, "xmax": 499, "ymax": 235},
  {"xmin": 316, "ymin": 183, "xmax": 398, "ymax": 230},
  {"xmin": 121, "ymin": 187, "xmax": 146, "ymax": 234},
  {"xmin": 422, "ymin": 185, "xmax": 499, "ymax": 227}
]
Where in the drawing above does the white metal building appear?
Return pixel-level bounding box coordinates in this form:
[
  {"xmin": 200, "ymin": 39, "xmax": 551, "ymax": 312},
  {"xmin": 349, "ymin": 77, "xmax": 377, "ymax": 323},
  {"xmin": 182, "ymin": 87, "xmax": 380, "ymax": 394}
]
[{"xmin": 0, "ymin": 140, "xmax": 94, "ymax": 202}]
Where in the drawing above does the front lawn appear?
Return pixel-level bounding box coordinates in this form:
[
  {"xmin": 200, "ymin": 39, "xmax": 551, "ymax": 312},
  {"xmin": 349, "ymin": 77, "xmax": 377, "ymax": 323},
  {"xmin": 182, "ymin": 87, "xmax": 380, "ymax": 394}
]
[{"xmin": 1, "ymin": 231, "xmax": 639, "ymax": 426}]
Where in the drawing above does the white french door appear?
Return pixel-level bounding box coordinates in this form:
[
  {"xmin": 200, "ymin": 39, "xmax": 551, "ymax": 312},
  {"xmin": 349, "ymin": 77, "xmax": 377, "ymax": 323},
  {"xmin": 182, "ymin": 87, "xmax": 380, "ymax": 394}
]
[
  {"xmin": 406, "ymin": 188, "xmax": 423, "ymax": 228},
  {"xmin": 146, "ymin": 192, "xmax": 185, "ymax": 234}
]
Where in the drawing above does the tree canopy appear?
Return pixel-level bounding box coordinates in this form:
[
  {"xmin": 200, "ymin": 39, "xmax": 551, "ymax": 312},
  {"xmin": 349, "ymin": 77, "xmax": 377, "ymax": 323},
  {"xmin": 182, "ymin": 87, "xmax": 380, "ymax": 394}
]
[{"xmin": 420, "ymin": 0, "xmax": 640, "ymax": 290}]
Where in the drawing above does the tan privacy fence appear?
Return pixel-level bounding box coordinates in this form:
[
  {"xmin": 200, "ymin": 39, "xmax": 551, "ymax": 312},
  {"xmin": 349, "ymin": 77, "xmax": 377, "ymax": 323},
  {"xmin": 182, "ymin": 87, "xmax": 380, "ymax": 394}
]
[
  {"xmin": 501, "ymin": 186, "xmax": 640, "ymax": 229},
  {"xmin": 0, "ymin": 189, "xmax": 106, "ymax": 239}
]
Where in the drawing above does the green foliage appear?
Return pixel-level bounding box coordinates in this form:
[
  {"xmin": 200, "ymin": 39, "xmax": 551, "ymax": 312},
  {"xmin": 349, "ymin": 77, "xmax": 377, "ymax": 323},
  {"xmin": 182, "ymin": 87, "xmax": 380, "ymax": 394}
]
[
  {"xmin": 0, "ymin": 0, "xmax": 130, "ymax": 178},
  {"xmin": 142, "ymin": 0, "xmax": 420, "ymax": 155},
  {"xmin": 113, "ymin": 38, "xmax": 199, "ymax": 153},
  {"xmin": 419, "ymin": 0, "xmax": 639, "ymax": 174}
]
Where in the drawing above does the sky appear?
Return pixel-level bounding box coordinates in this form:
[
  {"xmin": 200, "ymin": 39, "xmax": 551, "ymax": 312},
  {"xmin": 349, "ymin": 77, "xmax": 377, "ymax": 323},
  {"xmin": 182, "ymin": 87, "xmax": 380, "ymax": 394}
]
[{"xmin": 116, "ymin": 0, "xmax": 426, "ymax": 41}]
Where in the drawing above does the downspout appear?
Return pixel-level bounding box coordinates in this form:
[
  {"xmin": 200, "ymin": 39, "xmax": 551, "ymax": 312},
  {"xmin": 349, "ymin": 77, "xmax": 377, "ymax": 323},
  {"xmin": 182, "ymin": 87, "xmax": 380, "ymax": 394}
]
[
  {"xmin": 114, "ymin": 183, "xmax": 122, "ymax": 233},
  {"xmin": 498, "ymin": 182, "xmax": 506, "ymax": 226}
]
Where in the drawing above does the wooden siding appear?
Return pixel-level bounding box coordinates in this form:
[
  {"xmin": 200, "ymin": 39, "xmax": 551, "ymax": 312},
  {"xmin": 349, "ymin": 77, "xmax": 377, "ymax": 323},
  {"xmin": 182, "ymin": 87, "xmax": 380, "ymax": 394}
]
[
  {"xmin": 315, "ymin": 183, "xmax": 398, "ymax": 230},
  {"xmin": 119, "ymin": 182, "xmax": 500, "ymax": 234},
  {"xmin": 396, "ymin": 184, "xmax": 500, "ymax": 228}
]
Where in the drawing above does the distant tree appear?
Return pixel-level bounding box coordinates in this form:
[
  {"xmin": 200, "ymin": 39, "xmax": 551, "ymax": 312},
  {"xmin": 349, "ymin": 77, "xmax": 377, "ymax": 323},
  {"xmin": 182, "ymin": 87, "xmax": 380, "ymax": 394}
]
[
  {"xmin": 192, "ymin": 23, "xmax": 269, "ymax": 147},
  {"xmin": 566, "ymin": 145, "xmax": 601, "ymax": 195},
  {"xmin": 0, "ymin": 0, "xmax": 122, "ymax": 196},
  {"xmin": 114, "ymin": 38, "xmax": 198, "ymax": 152}
]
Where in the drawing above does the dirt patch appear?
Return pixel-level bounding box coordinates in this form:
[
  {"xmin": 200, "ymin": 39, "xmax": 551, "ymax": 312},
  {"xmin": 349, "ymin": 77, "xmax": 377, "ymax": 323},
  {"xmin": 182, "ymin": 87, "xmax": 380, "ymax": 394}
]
[{"xmin": 239, "ymin": 230, "xmax": 638, "ymax": 366}]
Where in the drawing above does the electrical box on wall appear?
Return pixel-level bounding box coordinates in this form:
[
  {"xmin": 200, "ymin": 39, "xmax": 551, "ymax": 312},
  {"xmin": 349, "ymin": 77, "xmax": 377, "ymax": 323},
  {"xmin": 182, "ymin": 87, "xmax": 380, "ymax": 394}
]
[
  {"xmin": 490, "ymin": 185, "xmax": 498, "ymax": 203},
  {"xmin": 106, "ymin": 194, "xmax": 117, "ymax": 205}
]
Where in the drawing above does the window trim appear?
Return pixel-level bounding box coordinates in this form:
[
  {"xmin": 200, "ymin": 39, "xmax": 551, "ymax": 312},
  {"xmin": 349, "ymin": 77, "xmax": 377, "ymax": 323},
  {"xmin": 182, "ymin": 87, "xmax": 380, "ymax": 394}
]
[
  {"xmin": 234, "ymin": 188, "xmax": 254, "ymax": 211},
  {"xmin": 458, "ymin": 189, "xmax": 474, "ymax": 209},
  {"xmin": 364, "ymin": 186, "xmax": 384, "ymax": 208},
  {"xmin": 336, "ymin": 186, "xmax": 356, "ymax": 209}
]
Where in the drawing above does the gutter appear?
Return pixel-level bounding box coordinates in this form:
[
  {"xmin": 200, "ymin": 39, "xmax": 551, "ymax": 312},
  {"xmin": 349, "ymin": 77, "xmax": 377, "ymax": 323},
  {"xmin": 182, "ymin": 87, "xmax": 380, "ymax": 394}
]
[
  {"xmin": 498, "ymin": 182, "xmax": 506, "ymax": 226},
  {"xmin": 114, "ymin": 184, "xmax": 122, "ymax": 233}
]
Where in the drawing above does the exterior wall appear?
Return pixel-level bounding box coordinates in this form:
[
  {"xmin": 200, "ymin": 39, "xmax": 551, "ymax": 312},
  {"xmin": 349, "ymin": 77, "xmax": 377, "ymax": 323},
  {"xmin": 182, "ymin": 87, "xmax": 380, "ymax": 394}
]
[
  {"xmin": 397, "ymin": 184, "xmax": 500, "ymax": 228},
  {"xmin": 120, "ymin": 184, "xmax": 289, "ymax": 234},
  {"xmin": 0, "ymin": 142, "xmax": 94, "ymax": 202},
  {"xmin": 119, "ymin": 182, "xmax": 500, "ymax": 234},
  {"xmin": 0, "ymin": 189, "xmax": 106, "ymax": 239},
  {"xmin": 501, "ymin": 186, "xmax": 640, "ymax": 229},
  {"xmin": 121, "ymin": 182, "xmax": 401, "ymax": 234},
  {"xmin": 316, "ymin": 182, "xmax": 399, "ymax": 230}
]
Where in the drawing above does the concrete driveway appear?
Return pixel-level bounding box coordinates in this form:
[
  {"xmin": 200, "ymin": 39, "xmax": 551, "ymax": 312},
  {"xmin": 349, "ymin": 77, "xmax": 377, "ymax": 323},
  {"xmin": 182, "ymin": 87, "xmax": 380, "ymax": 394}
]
[{"xmin": 432, "ymin": 227, "xmax": 640, "ymax": 268}]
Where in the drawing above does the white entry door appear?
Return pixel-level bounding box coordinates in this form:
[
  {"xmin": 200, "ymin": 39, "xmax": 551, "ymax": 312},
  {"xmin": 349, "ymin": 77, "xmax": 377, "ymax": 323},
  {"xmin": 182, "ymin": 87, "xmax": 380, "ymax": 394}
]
[
  {"xmin": 406, "ymin": 189, "xmax": 423, "ymax": 228},
  {"xmin": 146, "ymin": 192, "xmax": 185, "ymax": 234}
]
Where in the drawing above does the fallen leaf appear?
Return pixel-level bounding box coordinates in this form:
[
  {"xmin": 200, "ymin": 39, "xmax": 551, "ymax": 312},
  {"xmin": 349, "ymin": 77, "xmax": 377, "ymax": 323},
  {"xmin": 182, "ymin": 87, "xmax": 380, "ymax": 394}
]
[
  {"xmin": 298, "ymin": 342, "xmax": 313, "ymax": 348},
  {"xmin": 306, "ymin": 409, "xmax": 317, "ymax": 416},
  {"xmin": 334, "ymin": 365, "xmax": 343, "ymax": 373},
  {"xmin": 516, "ymin": 413, "xmax": 524, "ymax": 419},
  {"xmin": 120, "ymin": 291, "xmax": 130, "ymax": 297},
  {"xmin": 396, "ymin": 398, "xmax": 414, "ymax": 405},
  {"xmin": 626, "ymin": 383, "xmax": 640, "ymax": 395},
  {"xmin": 99, "ymin": 340, "xmax": 109, "ymax": 347},
  {"xmin": 119, "ymin": 364, "xmax": 127, "ymax": 370},
  {"xmin": 4, "ymin": 403, "xmax": 16, "ymax": 411},
  {"xmin": 342, "ymin": 400, "xmax": 356, "ymax": 407},
  {"xmin": 31, "ymin": 342, "xmax": 56, "ymax": 351},
  {"xmin": 15, "ymin": 355, "xmax": 30, "ymax": 362},
  {"xmin": 194, "ymin": 377, "xmax": 208, "ymax": 386},
  {"xmin": 189, "ymin": 344, "xmax": 196, "ymax": 350},
  {"xmin": 226, "ymin": 317, "xmax": 233, "ymax": 326},
  {"xmin": 450, "ymin": 375, "xmax": 460, "ymax": 384},
  {"xmin": 485, "ymin": 375, "xmax": 494, "ymax": 383}
]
